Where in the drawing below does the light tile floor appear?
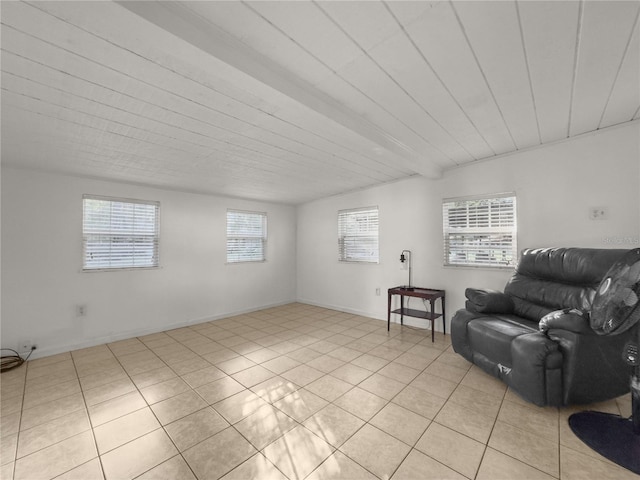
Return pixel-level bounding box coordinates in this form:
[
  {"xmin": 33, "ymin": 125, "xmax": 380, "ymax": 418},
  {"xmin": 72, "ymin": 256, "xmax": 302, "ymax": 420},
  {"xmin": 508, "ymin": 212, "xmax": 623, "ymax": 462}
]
[{"xmin": 0, "ymin": 303, "xmax": 637, "ymax": 480}]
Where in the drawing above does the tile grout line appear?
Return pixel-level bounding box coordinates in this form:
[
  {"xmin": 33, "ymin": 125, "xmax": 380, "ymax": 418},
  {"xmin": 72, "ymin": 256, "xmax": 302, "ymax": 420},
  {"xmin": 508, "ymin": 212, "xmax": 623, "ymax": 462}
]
[
  {"xmin": 384, "ymin": 344, "xmax": 478, "ymax": 480},
  {"xmin": 208, "ymin": 311, "xmax": 402, "ymax": 479},
  {"xmin": 9, "ymin": 354, "xmax": 97, "ymax": 479},
  {"xmin": 478, "ymin": 389, "xmax": 563, "ymax": 480},
  {"xmin": 9, "ymin": 312, "xmax": 449, "ymax": 480},
  {"xmin": 116, "ymin": 318, "xmax": 320, "ymax": 480},
  {"xmin": 238, "ymin": 318, "xmax": 454, "ymax": 478},
  {"xmin": 469, "ymin": 374, "xmax": 509, "ymax": 480},
  {"xmin": 7, "ymin": 305, "xmax": 623, "ymax": 480},
  {"xmin": 70, "ymin": 341, "xmax": 187, "ymax": 479},
  {"xmin": 7, "ymin": 359, "xmax": 28, "ymax": 480},
  {"xmin": 105, "ymin": 338, "xmax": 204, "ymax": 480},
  {"xmin": 68, "ymin": 351, "xmax": 107, "ymax": 480},
  {"xmin": 201, "ymin": 310, "xmax": 331, "ymax": 479},
  {"xmin": 299, "ymin": 335, "xmax": 454, "ymax": 480}
]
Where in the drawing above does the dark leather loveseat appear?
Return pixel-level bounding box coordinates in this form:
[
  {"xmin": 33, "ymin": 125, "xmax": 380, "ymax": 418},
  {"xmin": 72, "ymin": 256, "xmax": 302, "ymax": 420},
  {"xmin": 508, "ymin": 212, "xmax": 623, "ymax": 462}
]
[{"xmin": 451, "ymin": 247, "xmax": 633, "ymax": 407}]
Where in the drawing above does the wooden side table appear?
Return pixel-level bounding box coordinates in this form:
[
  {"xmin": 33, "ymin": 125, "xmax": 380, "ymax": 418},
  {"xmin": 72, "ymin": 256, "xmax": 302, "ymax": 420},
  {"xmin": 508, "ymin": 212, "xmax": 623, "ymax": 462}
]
[{"xmin": 387, "ymin": 286, "xmax": 446, "ymax": 342}]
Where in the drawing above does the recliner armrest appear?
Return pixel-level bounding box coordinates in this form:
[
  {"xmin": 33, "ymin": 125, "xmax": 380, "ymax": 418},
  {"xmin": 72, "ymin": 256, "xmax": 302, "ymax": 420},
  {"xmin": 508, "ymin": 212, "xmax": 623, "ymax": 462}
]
[
  {"xmin": 539, "ymin": 308, "xmax": 592, "ymax": 335},
  {"xmin": 510, "ymin": 332, "xmax": 563, "ymax": 406},
  {"xmin": 465, "ymin": 288, "xmax": 514, "ymax": 314}
]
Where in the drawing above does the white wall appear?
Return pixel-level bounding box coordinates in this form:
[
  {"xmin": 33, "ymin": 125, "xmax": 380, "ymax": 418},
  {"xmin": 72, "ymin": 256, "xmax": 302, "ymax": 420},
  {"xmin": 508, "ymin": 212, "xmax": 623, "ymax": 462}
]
[
  {"xmin": 1, "ymin": 168, "xmax": 297, "ymax": 358},
  {"xmin": 2, "ymin": 122, "xmax": 638, "ymax": 358},
  {"xmin": 296, "ymin": 176, "xmax": 443, "ymax": 320},
  {"xmin": 297, "ymin": 122, "xmax": 640, "ymax": 331}
]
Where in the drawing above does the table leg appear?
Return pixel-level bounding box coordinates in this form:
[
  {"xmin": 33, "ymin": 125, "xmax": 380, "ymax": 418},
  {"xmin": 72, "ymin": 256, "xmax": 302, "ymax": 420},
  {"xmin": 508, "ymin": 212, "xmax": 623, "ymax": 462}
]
[
  {"xmin": 430, "ymin": 299, "xmax": 435, "ymax": 342},
  {"xmin": 442, "ymin": 295, "xmax": 446, "ymax": 337},
  {"xmin": 400, "ymin": 295, "xmax": 404, "ymax": 325},
  {"xmin": 387, "ymin": 291, "xmax": 392, "ymax": 331}
]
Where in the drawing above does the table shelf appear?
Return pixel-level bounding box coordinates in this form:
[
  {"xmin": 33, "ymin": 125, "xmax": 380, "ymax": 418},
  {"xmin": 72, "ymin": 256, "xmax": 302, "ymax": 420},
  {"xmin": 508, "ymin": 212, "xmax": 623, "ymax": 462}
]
[{"xmin": 391, "ymin": 307, "xmax": 443, "ymax": 321}]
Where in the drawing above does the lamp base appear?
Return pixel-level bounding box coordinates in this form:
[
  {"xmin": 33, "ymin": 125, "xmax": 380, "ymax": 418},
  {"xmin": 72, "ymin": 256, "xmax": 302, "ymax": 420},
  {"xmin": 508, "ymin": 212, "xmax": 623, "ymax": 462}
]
[{"xmin": 568, "ymin": 411, "xmax": 640, "ymax": 474}]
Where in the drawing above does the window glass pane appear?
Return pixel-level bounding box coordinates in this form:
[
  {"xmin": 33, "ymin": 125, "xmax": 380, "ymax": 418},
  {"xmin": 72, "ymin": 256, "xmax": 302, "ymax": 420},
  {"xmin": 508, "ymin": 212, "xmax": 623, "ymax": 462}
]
[
  {"xmin": 338, "ymin": 207, "xmax": 379, "ymax": 263},
  {"xmin": 443, "ymin": 194, "xmax": 516, "ymax": 268},
  {"xmin": 83, "ymin": 195, "xmax": 159, "ymax": 270},
  {"xmin": 227, "ymin": 210, "xmax": 267, "ymax": 263}
]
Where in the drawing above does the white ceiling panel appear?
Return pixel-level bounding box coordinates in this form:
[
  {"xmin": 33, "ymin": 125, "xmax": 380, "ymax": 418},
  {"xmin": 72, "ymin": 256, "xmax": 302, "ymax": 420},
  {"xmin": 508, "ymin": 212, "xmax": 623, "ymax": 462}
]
[
  {"xmin": 518, "ymin": 0, "xmax": 580, "ymax": 143},
  {"xmin": 316, "ymin": 1, "xmax": 399, "ymax": 52},
  {"xmin": 245, "ymin": 1, "xmax": 364, "ymax": 73},
  {"xmin": 368, "ymin": 31, "xmax": 493, "ymax": 161},
  {"xmin": 2, "ymin": 0, "xmax": 639, "ymax": 204},
  {"xmin": 570, "ymin": 0, "xmax": 640, "ymax": 136},
  {"xmin": 336, "ymin": 53, "xmax": 470, "ymax": 166},
  {"xmin": 181, "ymin": 1, "xmax": 334, "ymax": 89},
  {"xmin": 599, "ymin": 15, "xmax": 640, "ymax": 128},
  {"xmin": 118, "ymin": 1, "xmax": 441, "ymax": 177},
  {"xmin": 452, "ymin": 1, "xmax": 540, "ymax": 150},
  {"xmin": 314, "ymin": 71, "xmax": 452, "ymax": 168},
  {"xmin": 382, "ymin": 1, "xmax": 438, "ymax": 27},
  {"xmin": 392, "ymin": 1, "xmax": 517, "ymax": 156}
]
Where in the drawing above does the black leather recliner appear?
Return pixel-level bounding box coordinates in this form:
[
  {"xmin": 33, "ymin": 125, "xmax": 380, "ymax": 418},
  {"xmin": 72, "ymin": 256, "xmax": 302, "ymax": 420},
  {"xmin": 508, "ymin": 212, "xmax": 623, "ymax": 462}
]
[{"xmin": 451, "ymin": 247, "xmax": 633, "ymax": 407}]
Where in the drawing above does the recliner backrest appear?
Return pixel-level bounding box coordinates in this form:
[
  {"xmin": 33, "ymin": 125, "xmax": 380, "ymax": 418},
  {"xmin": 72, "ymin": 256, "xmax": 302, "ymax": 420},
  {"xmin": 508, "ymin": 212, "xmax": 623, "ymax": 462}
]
[{"xmin": 504, "ymin": 248, "xmax": 628, "ymax": 321}]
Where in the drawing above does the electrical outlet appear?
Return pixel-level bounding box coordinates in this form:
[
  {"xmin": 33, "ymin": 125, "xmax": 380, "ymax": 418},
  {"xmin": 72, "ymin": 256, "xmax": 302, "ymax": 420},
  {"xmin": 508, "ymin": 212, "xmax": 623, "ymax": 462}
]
[
  {"xmin": 76, "ymin": 304, "xmax": 87, "ymax": 317},
  {"xmin": 375, "ymin": 287, "xmax": 381, "ymax": 296},
  {"xmin": 19, "ymin": 340, "xmax": 33, "ymax": 353}
]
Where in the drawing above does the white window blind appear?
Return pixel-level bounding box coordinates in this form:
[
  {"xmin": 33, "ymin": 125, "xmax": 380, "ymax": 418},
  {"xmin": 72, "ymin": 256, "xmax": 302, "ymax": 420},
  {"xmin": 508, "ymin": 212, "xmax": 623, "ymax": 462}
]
[
  {"xmin": 443, "ymin": 193, "xmax": 517, "ymax": 268},
  {"xmin": 338, "ymin": 206, "xmax": 379, "ymax": 263},
  {"xmin": 82, "ymin": 195, "xmax": 159, "ymax": 271},
  {"xmin": 227, "ymin": 210, "xmax": 267, "ymax": 263}
]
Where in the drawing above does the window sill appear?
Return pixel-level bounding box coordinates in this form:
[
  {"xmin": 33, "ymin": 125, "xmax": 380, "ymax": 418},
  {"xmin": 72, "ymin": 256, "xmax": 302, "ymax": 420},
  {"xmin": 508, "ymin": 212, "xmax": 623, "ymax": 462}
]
[
  {"xmin": 443, "ymin": 264, "xmax": 514, "ymax": 271},
  {"xmin": 81, "ymin": 266, "xmax": 161, "ymax": 273}
]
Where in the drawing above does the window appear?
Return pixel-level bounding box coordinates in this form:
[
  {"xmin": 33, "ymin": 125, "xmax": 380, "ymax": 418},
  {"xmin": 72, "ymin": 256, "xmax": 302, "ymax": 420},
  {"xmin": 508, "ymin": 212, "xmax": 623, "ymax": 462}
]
[
  {"xmin": 338, "ymin": 206, "xmax": 379, "ymax": 263},
  {"xmin": 443, "ymin": 193, "xmax": 517, "ymax": 268},
  {"xmin": 82, "ymin": 195, "xmax": 159, "ymax": 271},
  {"xmin": 227, "ymin": 210, "xmax": 267, "ymax": 263}
]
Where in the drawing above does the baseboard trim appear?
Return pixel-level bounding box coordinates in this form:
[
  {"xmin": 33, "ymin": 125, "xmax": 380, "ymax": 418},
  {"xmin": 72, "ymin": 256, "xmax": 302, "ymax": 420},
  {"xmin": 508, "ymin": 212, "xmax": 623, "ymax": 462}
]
[
  {"xmin": 23, "ymin": 299, "xmax": 296, "ymax": 360},
  {"xmin": 295, "ymin": 298, "xmax": 383, "ymax": 321},
  {"xmin": 296, "ymin": 297, "xmax": 443, "ymax": 332},
  {"xmin": 23, "ymin": 296, "xmax": 446, "ymax": 360}
]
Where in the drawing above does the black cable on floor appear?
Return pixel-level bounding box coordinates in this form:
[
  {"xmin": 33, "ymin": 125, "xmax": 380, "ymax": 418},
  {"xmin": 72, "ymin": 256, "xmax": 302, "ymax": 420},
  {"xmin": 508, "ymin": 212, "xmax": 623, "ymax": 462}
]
[{"xmin": 0, "ymin": 348, "xmax": 34, "ymax": 373}]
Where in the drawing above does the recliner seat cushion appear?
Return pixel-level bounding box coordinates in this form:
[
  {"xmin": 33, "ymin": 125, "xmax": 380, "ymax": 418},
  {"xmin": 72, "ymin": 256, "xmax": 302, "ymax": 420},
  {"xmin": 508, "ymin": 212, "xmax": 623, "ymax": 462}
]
[{"xmin": 467, "ymin": 316, "xmax": 537, "ymax": 368}]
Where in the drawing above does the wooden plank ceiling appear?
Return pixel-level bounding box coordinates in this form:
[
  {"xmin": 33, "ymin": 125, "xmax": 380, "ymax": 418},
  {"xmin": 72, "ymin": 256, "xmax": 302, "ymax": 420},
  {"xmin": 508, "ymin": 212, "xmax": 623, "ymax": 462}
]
[{"xmin": 2, "ymin": 1, "xmax": 639, "ymax": 204}]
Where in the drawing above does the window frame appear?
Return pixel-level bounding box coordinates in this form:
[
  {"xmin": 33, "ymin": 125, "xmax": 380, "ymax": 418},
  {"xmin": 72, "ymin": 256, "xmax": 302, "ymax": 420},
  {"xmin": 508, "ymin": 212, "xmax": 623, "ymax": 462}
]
[
  {"xmin": 226, "ymin": 209, "xmax": 268, "ymax": 264},
  {"xmin": 82, "ymin": 194, "xmax": 160, "ymax": 272},
  {"xmin": 442, "ymin": 193, "xmax": 517, "ymax": 269},
  {"xmin": 338, "ymin": 206, "xmax": 380, "ymax": 264}
]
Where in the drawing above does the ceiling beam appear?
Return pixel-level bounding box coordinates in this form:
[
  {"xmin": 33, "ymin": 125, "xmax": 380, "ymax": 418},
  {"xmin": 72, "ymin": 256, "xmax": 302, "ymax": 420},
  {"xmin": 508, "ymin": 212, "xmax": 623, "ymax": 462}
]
[{"xmin": 116, "ymin": 1, "xmax": 442, "ymax": 179}]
